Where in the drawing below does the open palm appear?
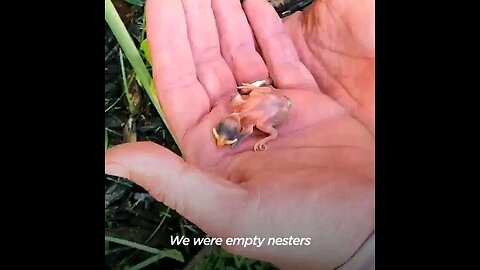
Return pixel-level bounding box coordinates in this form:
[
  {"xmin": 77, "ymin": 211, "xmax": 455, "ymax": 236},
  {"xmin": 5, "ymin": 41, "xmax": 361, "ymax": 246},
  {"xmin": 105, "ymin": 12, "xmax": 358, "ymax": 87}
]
[{"xmin": 105, "ymin": 0, "xmax": 374, "ymax": 269}]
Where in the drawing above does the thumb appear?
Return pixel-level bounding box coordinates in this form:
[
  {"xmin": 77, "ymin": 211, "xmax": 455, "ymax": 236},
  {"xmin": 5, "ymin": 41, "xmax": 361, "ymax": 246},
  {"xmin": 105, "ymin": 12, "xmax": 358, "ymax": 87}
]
[{"xmin": 105, "ymin": 141, "xmax": 249, "ymax": 236}]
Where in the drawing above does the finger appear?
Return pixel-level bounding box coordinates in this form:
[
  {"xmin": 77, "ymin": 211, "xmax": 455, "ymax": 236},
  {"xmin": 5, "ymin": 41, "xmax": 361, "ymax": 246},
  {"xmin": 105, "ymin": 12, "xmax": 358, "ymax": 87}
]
[
  {"xmin": 181, "ymin": 0, "xmax": 237, "ymax": 102},
  {"xmin": 212, "ymin": 0, "xmax": 269, "ymax": 84},
  {"xmin": 146, "ymin": 0, "xmax": 210, "ymax": 143},
  {"xmin": 105, "ymin": 142, "xmax": 249, "ymax": 236},
  {"xmin": 243, "ymin": 0, "xmax": 318, "ymax": 90}
]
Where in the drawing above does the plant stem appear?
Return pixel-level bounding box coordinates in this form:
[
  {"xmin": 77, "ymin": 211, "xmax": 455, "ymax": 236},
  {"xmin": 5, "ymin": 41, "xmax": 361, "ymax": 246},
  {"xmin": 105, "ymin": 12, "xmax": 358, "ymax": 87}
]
[
  {"xmin": 105, "ymin": 0, "xmax": 179, "ymax": 147},
  {"xmin": 119, "ymin": 48, "xmax": 137, "ymax": 116}
]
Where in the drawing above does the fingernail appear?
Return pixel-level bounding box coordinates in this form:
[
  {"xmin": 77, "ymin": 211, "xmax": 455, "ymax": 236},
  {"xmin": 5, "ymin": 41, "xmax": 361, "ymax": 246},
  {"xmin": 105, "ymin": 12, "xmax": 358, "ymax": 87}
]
[{"xmin": 105, "ymin": 162, "xmax": 130, "ymax": 179}]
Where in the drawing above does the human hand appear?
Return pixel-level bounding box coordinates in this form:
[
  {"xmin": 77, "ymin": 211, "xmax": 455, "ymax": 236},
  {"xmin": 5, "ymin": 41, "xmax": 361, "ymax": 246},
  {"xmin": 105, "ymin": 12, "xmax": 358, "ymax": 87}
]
[
  {"xmin": 282, "ymin": 0, "xmax": 375, "ymax": 133},
  {"xmin": 105, "ymin": 0, "xmax": 374, "ymax": 269}
]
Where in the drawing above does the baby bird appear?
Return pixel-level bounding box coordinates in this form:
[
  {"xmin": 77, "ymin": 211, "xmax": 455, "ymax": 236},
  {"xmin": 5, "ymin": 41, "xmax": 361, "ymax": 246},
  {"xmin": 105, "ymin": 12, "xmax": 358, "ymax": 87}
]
[{"xmin": 212, "ymin": 82, "xmax": 292, "ymax": 152}]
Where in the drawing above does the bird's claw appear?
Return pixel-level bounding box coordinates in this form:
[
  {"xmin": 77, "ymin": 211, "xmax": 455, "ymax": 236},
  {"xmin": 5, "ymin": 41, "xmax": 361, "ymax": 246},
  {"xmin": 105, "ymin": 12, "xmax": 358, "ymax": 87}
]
[{"xmin": 254, "ymin": 142, "xmax": 267, "ymax": 152}]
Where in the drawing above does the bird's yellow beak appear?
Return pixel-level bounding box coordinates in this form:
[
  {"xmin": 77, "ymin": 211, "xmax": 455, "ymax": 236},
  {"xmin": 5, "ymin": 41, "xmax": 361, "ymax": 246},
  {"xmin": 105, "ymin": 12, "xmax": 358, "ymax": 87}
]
[{"xmin": 212, "ymin": 128, "xmax": 237, "ymax": 147}]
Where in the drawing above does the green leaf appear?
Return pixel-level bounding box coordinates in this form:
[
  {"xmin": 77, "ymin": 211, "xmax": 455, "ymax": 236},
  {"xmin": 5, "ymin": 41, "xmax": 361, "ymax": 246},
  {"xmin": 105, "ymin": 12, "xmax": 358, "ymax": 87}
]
[
  {"xmin": 105, "ymin": 237, "xmax": 184, "ymax": 264},
  {"xmin": 140, "ymin": 39, "xmax": 152, "ymax": 65},
  {"xmin": 159, "ymin": 248, "xmax": 184, "ymax": 263},
  {"xmin": 105, "ymin": 236, "xmax": 160, "ymax": 254},
  {"xmin": 214, "ymin": 254, "xmax": 226, "ymax": 269},
  {"xmin": 234, "ymin": 255, "xmax": 243, "ymax": 268},
  {"xmin": 126, "ymin": 254, "xmax": 162, "ymax": 270},
  {"xmin": 135, "ymin": 72, "xmax": 143, "ymax": 88},
  {"xmin": 105, "ymin": 130, "xmax": 108, "ymax": 150}
]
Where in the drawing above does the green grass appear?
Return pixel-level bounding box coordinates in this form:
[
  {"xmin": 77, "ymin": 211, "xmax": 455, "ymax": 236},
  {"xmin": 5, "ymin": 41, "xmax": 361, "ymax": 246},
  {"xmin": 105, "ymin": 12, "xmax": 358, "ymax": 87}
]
[
  {"xmin": 192, "ymin": 249, "xmax": 276, "ymax": 270},
  {"xmin": 105, "ymin": 236, "xmax": 185, "ymax": 269},
  {"xmin": 105, "ymin": 0, "xmax": 178, "ymax": 146}
]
